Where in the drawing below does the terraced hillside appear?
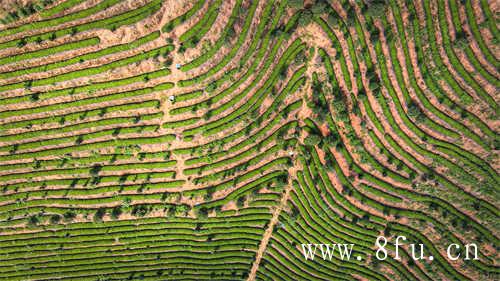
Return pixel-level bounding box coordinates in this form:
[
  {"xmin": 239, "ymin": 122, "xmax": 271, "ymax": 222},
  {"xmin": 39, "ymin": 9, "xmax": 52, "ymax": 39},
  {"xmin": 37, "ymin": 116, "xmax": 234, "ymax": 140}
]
[{"xmin": 0, "ymin": 0, "xmax": 498, "ymax": 280}]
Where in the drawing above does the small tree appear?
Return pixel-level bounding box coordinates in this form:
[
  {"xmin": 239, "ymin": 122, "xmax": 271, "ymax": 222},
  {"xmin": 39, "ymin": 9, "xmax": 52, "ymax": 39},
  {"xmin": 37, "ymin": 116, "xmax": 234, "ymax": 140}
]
[
  {"xmin": 304, "ymin": 134, "xmax": 322, "ymax": 146},
  {"xmin": 63, "ymin": 211, "xmax": 76, "ymax": 222},
  {"xmin": 311, "ymin": 2, "xmax": 327, "ymax": 16},
  {"xmin": 93, "ymin": 208, "xmax": 106, "ymax": 222},
  {"xmin": 111, "ymin": 206, "xmax": 122, "ymax": 220},
  {"xmin": 298, "ymin": 10, "xmax": 313, "ymax": 27},
  {"xmin": 17, "ymin": 37, "xmax": 27, "ymax": 48},
  {"xmin": 28, "ymin": 215, "xmax": 40, "ymax": 226},
  {"xmin": 288, "ymin": 0, "xmax": 304, "ymax": 9},
  {"xmin": 365, "ymin": 0, "xmax": 387, "ymax": 19},
  {"xmin": 407, "ymin": 99, "xmax": 425, "ymax": 123},
  {"xmin": 50, "ymin": 214, "xmax": 62, "ymax": 224}
]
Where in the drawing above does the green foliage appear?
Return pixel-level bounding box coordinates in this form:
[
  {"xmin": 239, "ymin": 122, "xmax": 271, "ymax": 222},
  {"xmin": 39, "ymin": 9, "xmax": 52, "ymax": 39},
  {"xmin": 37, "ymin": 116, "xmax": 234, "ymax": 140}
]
[
  {"xmin": 298, "ymin": 10, "xmax": 313, "ymax": 27},
  {"xmin": 287, "ymin": 0, "xmax": 304, "ymax": 9},
  {"xmin": 304, "ymin": 133, "xmax": 322, "ymax": 146}
]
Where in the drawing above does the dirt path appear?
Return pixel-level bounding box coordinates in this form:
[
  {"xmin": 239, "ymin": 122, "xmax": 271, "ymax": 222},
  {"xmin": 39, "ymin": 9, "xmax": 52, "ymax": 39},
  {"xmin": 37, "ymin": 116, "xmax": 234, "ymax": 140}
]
[{"xmin": 247, "ymin": 173, "xmax": 294, "ymax": 281}]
